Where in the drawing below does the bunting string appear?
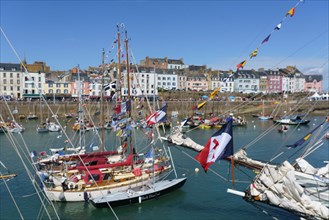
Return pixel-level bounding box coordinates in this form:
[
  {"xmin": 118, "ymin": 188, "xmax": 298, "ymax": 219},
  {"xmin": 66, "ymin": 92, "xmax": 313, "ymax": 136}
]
[{"xmin": 236, "ymin": 0, "xmax": 305, "ymax": 71}]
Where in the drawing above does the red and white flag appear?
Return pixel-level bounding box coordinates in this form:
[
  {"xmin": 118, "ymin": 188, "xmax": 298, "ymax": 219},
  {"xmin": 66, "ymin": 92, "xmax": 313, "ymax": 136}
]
[
  {"xmin": 195, "ymin": 119, "xmax": 233, "ymax": 172},
  {"xmin": 145, "ymin": 105, "xmax": 167, "ymax": 126}
]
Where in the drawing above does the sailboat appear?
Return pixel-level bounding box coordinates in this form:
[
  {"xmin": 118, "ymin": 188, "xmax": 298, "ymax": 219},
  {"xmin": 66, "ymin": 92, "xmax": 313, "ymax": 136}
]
[
  {"xmin": 37, "ymin": 94, "xmax": 49, "ymax": 132},
  {"xmin": 258, "ymin": 100, "xmax": 273, "ymax": 120},
  {"xmin": 90, "ymin": 27, "xmax": 186, "ymax": 208},
  {"xmin": 225, "ymin": 117, "xmax": 329, "ymax": 219}
]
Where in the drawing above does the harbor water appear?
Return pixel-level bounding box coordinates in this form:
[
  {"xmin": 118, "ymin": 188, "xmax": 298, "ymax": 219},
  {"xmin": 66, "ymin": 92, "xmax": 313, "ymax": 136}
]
[{"xmin": 0, "ymin": 116, "xmax": 328, "ymax": 220}]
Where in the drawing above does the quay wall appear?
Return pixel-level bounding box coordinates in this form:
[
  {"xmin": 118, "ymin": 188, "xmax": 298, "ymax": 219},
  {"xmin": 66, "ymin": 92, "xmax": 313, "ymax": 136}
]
[{"xmin": 0, "ymin": 100, "xmax": 328, "ymax": 120}]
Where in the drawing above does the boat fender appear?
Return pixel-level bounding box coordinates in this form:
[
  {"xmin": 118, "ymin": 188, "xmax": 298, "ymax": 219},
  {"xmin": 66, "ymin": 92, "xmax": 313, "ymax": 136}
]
[
  {"xmin": 83, "ymin": 191, "xmax": 89, "ymax": 202},
  {"xmin": 68, "ymin": 181, "xmax": 76, "ymax": 189}
]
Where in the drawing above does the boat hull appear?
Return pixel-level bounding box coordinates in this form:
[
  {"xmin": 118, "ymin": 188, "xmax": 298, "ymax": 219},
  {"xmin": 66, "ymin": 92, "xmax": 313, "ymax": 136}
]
[{"xmin": 90, "ymin": 178, "xmax": 187, "ymax": 208}]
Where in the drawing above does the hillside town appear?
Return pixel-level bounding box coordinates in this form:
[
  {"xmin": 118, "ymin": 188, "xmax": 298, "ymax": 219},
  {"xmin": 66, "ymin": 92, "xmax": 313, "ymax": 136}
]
[{"xmin": 0, "ymin": 57, "xmax": 325, "ymax": 101}]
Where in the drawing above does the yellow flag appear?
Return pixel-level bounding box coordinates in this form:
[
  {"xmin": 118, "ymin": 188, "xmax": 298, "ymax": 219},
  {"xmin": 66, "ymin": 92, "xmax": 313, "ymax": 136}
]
[
  {"xmin": 249, "ymin": 48, "xmax": 258, "ymax": 59},
  {"xmin": 286, "ymin": 7, "xmax": 295, "ymax": 17},
  {"xmin": 209, "ymin": 88, "xmax": 220, "ymax": 99},
  {"xmin": 197, "ymin": 101, "xmax": 207, "ymax": 110},
  {"xmin": 116, "ymin": 129, "xmax": 123, "ymax": 137}
]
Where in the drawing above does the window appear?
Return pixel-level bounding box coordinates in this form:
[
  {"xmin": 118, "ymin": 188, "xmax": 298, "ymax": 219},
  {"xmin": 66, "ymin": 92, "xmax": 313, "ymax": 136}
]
[
  {"xmin": 163, "ymin": 82, "xmax": 166, "ymax": 85},
  {"xmin": 3, "ymin": 86, "xmax": 6, "ymax": 90},
  {"xmin": 17, "ymin": 73, "xmax": 19, "ymax": 78},
  {"xmin": 17, "ymin": 86, "xmax": 20, "ymax": 91},
  {"xmin": 49, "ymin": 89, "xmax": 53, "ymax": 93},
  {"xmin": 64, "ymin": 84, "xmax": 68, "ymax": 88},
  {"xmin": 64, "ymin": 89, "xmax": 68, "ymax": 94},
  {"xmin": 49, "ymin": 83, "xmax": 53, "ymax": 87},
  {"xmin": 56, "ymin": 89, "xmax": 60, "ymax": 94},
  {"xmin": 3, "ymin": 79, "xmax": 6, "ymax": 84},
  {"xmin": 39, "ymin": 83, "xmax": 41, "ymax": 88},
  {"xmin": 32, "ymin": 77, "xmax": 35, "ymax": 81},
  {"xmin": 10, "ymin": 73, "xmax": 13, "ymax": 78},
  {"xmin": 39, "ymin": 77, "xmax": 41, "ymax": 82},
  {"xmin": 172, "ymin": 82, "xmax": 176, "ymax": 86},
  {"xmin": 10, "ymin": 79, "xmax": 13, "ymax": 84},
  {"xmin": 158, "ymin": 77, "xmax": 161, "ymax": 80},
  {"xmin": 162, "ymin": 77, "xmax": 165, "ymax": 80},
  {"xmin": 56, "ymin": 83, "xmax": 60, "ymax": 88},
  {"xmin": 3, "ymin": 72, "xmax": 6, "ymax": 77},
  {"xmin": 17, "ymin": 80, "xmax": 20, "ymax": 84},
  {"xmin": 158, "ymin": 82, "xmax": 161, "ymax": 85},
  {"xmin": 167, "ymin": 82, "xmax": 171, "ymax": 86},
  {"xmin": 167, "ymin": 77, "xmax": 171, "ymax": 80}
]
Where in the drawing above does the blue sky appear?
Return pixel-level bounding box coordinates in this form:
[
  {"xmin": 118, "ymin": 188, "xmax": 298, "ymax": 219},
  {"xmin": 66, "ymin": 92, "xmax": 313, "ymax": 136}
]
[{"xmin": 1, "ymin": 0, "xmax": 328, "ymax": 89}]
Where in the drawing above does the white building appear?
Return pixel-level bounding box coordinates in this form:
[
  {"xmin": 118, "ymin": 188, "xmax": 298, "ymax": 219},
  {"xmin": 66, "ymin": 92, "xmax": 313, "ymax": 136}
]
[
  {"xmin": 233, "ymin": 70, "xmax": 259, "ymax": 93},
  {"xmin": 210, "ymin": 72, "xmax": 234, "ymax": 92},
  {"xmin": 157, "ymin": 71, "xmax": 178, "ymax": 90},
  {"xmin": 0, "ymin": 63, "xmax": 23, "ymax": 99},
  {"xmin": 122, "ymin": 70, "xmax": 158, "ymax": 97},
  {"xmin": 22, "ymin": 72, "xmax": 46, "ymax": 98}
]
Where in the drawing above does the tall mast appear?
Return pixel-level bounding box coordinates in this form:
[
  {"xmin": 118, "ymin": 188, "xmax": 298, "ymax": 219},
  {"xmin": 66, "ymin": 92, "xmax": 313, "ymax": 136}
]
[
  {"xmin": 125, "ymin": 30, "xmax": 131, "ymax": 111},
  {"xmin": 101, "ymin": 49, "xmax": 105, "ymax": 152},
  {"xmin": 124, "ymin": 30, "xmax": 133, "ymax": 166},
  {"xmin": 117, "ymin": 26, "xmax": 122, "ymax": 102},
  {"xmin": 77, "ymin": 65, "xmax": 82, "ymax": 149}
]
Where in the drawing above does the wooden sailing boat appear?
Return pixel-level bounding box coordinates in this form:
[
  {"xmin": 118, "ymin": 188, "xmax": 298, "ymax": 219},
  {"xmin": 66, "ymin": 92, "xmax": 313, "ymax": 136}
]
[{"xmin": 90, "ymin": 27, "xmax": 186, "ymax": 208}]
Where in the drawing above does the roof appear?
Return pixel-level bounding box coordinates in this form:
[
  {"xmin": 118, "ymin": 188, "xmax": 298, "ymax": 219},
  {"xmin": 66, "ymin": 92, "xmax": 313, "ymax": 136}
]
[
  {"xmin": 168, "ymin": 59, "xmax": 184, "ymax": 65},
  {"xmin": 234, "ymin": 69, "xmax": 259, "ymax": 78},
  {"xmin": 304, "ymin": 74, "xmax": 323, "ymax": 82},
  {"xmin": 0, "ymin": 63, "xmax": 22, "ymax": 71}
]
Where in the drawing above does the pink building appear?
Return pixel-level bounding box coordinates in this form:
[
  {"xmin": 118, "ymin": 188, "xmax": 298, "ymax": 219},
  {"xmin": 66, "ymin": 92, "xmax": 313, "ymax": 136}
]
[
  {"xmin": 186, "ymin": 74, "xmax": 208, "ymax": 91},
  {"xmin": 304, "ymin": 75, "xmax": 322, "ymax": 93},
  {"xmin": 267, "ymin": 70, "xmax": 283, "ymax": 93}
]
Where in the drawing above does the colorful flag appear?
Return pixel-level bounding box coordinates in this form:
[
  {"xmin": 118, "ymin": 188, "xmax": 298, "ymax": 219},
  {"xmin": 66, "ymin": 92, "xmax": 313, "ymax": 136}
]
[
  {"xmin": 286, "ymin": 121, "xmax": 324, "ymax": 148},
  {"xmin": 180, "ymin": 118, "xmax": 191, "ymax": 127},
  {"xmin": 30, "ymin": 150, "xmax": 37, "ymax": 158},
  {"xmin": 209, "ymin": 88, "xmax": 220, "ymax": 100},
  {"xmin": 113, "ymin": 105, "xmax": 121, "ymax": 114},
  {"xmin": 286, "ymin": 7, "xmax": 295, "ymax": 17},
  {"xmin": 197, "ymin": 101, "xmax": 207, "ymax": 110},
  {"xmin": 146, "ymin": 104, "xmax": 167, "ymax": 126},
  {"xmin": 249, "ymin": 48, "xmax": 258, "ymax": 59},
  {"xmin": 145, "ymin": 147, "xmax": 155, "ymax": 159},
  {"xmin": 274, "ymin": 22, "xmax": 282, "ymax": 30},
  {"xmin": 195, "ymin": 119, "xmax": 233, "ymax": 172},
  {"xmin": 236, "ymin": 60, "xmax": 247, "ymax": 70},
  {"xmin": 261, "ymin": 34, "xmax": 271, "ymax": 44}
]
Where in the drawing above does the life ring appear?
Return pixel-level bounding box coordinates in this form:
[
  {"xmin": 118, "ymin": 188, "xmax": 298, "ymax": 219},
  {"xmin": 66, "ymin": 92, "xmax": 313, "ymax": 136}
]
[{"xmin": 68, "ymin": 181, "xmax": 76, "ymax": 189}]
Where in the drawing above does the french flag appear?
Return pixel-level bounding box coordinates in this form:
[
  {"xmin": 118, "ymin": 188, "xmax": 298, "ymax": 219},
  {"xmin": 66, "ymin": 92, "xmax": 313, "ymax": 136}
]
[
  {"xmin": 195, "ymin": 119, "xmax": 233, "ymax": 172},
  {"xmin": 146, "ymin": 104, "xmax": 167, "ymax": 126}
]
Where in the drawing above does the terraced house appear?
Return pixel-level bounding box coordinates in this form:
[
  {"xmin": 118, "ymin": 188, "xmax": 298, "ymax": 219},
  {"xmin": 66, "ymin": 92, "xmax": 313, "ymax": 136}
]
[{"xmin": 0, "ymin": 63, "xmax": 22, "ymax": 99}]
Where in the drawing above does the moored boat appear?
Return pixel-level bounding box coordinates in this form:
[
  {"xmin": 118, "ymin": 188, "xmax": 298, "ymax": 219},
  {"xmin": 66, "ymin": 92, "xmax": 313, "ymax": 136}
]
[{"xmin": 90, "ymin": 177, "xmax": 187, "ymax": 208}]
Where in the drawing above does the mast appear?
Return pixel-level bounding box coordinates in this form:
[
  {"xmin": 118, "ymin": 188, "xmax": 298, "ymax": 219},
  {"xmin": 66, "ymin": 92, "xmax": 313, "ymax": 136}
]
[
  {"xmin": 117, "ymin": 26, "xmax": 122, "ymax": 102},
  {"xmin": 124, "ymin": 30, "xmax": 134, "ymax": 168},
  {"xmin": 77, "ymin": 65, "xmax": 82, "ymax": 150},
  {"xmin": 101, "ymin": 49, "xmax": 105, "ymax": 152}
]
